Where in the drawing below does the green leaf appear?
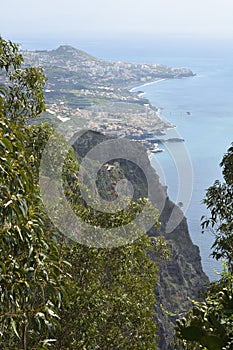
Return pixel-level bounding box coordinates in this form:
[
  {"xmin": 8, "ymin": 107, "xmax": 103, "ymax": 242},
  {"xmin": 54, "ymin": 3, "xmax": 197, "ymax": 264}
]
[
  {"xmin": 11, "ymin": 319, "xmax": 20, "ymax": 339},
  {"xmin": 42, "ymin": 339, "xmax": 57, "ymax": 345},
  {"xmin": 4, "ymin": 199, "xmax": 13, "ymax": 207},
  {"xmin": 0, "ymin": 261, "xmax": 6, "ymax": 274},
  {"xmin": 46, "ymin": 308, "xmax": 60, "ymax": 319}
]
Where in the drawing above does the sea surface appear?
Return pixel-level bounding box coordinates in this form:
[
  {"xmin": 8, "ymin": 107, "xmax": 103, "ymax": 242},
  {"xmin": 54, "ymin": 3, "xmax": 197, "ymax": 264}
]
[
  {"xmin": 130, "ymin": 55, "xmax": 233, "ymax": 281},
  {"xmin": 19, "ymin": 37, "xmax": 233, "ymax": 280},
  {"xmin": 139, "ymin": 57, "xmax": 233, "ymax": 281}
]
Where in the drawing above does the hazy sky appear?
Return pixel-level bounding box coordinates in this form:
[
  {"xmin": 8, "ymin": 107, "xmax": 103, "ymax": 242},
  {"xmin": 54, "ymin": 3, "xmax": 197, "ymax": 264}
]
[{"xmin": 1, "ymin": 0, "xmax": 233, "ymax": 41}]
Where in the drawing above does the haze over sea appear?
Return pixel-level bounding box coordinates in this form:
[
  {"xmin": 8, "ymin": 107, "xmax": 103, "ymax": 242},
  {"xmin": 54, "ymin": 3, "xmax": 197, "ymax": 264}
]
[{"xmin": 20, "ymin": 36, "xmax": 233, "ymax": 280}]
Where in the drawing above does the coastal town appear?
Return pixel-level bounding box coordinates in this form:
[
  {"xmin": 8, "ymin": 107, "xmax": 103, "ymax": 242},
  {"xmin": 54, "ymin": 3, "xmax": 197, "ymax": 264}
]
[{"xmin": 5, "ymin": 45, "xmax": 194, "ymax": 151}]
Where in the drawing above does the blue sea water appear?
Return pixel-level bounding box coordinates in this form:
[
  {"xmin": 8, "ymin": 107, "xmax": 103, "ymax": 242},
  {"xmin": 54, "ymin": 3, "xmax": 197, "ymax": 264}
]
[
  {"xmin": 18, "ymin": 36, "xmax": 233, "ymax": 280},
  {"xmin": 132, "ymin": 56, "xmax": 233, "ymax": 281}
]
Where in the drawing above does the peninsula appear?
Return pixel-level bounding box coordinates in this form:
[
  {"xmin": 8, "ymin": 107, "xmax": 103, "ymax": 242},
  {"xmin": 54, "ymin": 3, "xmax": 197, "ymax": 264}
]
[{"xmin": 21, "ymin": 45, "xmax": 194, "ymax": 149}]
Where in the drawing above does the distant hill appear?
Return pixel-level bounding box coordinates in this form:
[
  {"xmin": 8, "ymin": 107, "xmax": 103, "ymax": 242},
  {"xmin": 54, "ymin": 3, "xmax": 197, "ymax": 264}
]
[
  {"xmin": 23, "ymin": 44, "xmax": 194, "ymax": 90},
  {"xmin": 46, "ymin": 44, "xmax": 97, "ymax": 62}
]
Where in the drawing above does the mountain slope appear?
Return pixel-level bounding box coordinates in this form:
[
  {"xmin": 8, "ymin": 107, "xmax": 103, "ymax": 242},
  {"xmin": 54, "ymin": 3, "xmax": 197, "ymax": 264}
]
[{"xmin": 71, "ymin": 130, "xmax": 209, "ymax": 350}]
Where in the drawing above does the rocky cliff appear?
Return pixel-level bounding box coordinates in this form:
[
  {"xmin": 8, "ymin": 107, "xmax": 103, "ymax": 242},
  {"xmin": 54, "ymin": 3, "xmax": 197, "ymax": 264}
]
[
  {"xmin": 71, "ymin": 129, "xmax": 209, "ymax": 349},
  {"xmin": 154, "ymin": 199, "xmax": 209, "ymax": 349}
]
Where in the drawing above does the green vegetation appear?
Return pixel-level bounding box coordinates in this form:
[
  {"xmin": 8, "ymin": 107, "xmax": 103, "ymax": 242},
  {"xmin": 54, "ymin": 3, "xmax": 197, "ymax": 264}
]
[
  {"xmin": 0, "ymin": 37, "xmax": 166, "ymax": 349},
  {"xmin": 0, "ymin": 37, "xmax": 68, "ymax": 349},
  {"xmin": 54, "ymin": 237, "xmax": 160, "ymax": 350},
  {"xmin": 3, "ymin": 35, "xmax": 230, "ymax": 350},
  {"xmin": 0, "ymin": 38, "xmax": 46, "ymax": 121},
  {"xmin": 175, "ymin": 144, "xmax": 233, "ymax": 350}
]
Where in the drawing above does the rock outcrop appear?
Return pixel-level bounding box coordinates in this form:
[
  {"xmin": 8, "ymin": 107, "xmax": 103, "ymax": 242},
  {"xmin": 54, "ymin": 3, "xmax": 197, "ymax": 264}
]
[{"xmin": 71, "ymin": 130, "xmax": 209, "ymax": 349}]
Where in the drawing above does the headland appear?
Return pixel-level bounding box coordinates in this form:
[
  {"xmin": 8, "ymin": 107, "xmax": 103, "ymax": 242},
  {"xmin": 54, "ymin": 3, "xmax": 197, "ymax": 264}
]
[{"xmin": 18, "ymin": 44, "xmax": 195, "ymax": 151}]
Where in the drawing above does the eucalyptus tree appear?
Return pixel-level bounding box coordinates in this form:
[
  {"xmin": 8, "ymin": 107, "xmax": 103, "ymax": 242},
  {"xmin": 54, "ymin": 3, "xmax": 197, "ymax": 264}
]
[{"xmin": 0, "ymin": 37, "xmax": 69, "ymax": 349}]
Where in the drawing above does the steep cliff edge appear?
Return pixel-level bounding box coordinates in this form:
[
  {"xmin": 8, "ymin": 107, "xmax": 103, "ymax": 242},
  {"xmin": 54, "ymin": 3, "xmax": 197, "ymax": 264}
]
[
  {"xmin": 154, "ymin": 199, "xmax": 209, "ymax": 349},
  {"xmin": 71, "ymin": 130, "xmax": 209, "ymax": 349}
]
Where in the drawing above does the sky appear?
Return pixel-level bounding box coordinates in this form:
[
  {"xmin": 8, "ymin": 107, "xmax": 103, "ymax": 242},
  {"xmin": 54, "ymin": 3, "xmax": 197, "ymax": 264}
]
[{"xmin": 2, "ymin": 0, "xmax": 233, "ymax": 43}]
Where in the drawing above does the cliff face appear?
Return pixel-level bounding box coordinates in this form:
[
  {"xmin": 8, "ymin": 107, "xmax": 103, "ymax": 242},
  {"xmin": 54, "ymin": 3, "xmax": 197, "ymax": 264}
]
[
  {"xmin": 71, "ymin": 130, "xmax": 209, "ymax": 349},
  {"xmin": 154, "ymin": 199, "xmax": 209, "ymax": 349}
]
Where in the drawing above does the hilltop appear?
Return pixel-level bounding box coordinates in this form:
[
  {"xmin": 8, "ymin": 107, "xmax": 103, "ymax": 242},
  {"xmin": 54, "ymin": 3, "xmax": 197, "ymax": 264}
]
[{"xmin": 45, "ymin": 44, "xmax": 97, "ymax": 61}]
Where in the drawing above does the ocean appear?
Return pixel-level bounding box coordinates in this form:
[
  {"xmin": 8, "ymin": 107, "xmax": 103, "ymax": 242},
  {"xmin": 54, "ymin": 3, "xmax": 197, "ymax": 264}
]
[
  {"xmin": 19, "ymin": 36, "xmax": 233, "ymax": 280},
  {"xmin": 140, "ymin": 57, "xmax": 233, "ymax": 281},
  {"xmin": 129, "ymin": 55, "xmax": 233, "ymax": 281}
]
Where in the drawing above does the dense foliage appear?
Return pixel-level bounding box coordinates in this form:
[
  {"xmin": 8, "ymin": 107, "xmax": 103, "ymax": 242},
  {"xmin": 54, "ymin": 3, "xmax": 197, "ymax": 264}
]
[
  {"xmin": 54, "ymin": 238, "xmax": 160, "ymax": 350},
  {"xmin": 0, "ymin": 115, "xmax": 68, "ymax": 349},
  {"xmin": 0, "ymin": 37, "xmax": 46, "ymax": 121},
  {"xmin": 202, "ymin": 144, "xmax": 233, "ymax": 270},
  {"xmin": 0, "ymin": 36, "xmax": 164, "ymax": 349}
]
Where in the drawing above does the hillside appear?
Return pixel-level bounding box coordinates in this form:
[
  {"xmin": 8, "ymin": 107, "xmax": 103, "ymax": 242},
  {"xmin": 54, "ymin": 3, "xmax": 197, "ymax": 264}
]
[{"xmin": 71, "ymin": 130, "xmax": 209, "ymax": 350}]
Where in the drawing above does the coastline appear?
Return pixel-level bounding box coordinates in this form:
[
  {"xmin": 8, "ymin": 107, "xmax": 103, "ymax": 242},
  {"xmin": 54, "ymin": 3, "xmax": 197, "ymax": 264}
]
[
  {"xmin": 134, "ymin": 66, "xmax": 224, "ymax": 281},
  {"xmin": 129, "ymin": 78, "xmax": 167, "ymax": 93},
  {"xmin": 128, "ymin": 78, "xmax": 176, "ymax": 138},
  {"xmin": 124, "ymin": 79, "xmax": 179, "ymax": 155}
]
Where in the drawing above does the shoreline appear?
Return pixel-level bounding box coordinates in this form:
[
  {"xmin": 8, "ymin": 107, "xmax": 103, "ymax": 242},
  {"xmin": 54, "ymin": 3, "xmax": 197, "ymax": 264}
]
[
  {"xmin": 129, "ymin": 78, "xmax": 167, "ymax": 93},
  {"xmin": 128, "ymin": 79, "xmax": 176, "ymax": 136}
]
